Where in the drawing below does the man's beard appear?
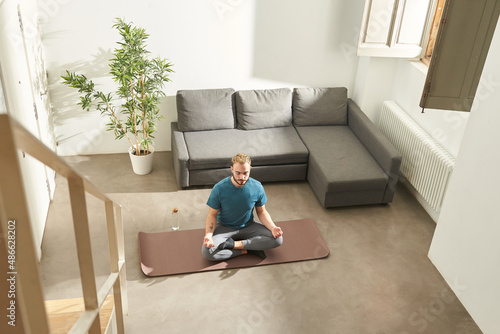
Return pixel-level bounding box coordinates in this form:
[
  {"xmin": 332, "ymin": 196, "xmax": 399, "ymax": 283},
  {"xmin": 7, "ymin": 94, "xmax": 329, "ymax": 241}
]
[{"xmin": 233, "ymin": 176, "xmax": 247, "ymax": 186}]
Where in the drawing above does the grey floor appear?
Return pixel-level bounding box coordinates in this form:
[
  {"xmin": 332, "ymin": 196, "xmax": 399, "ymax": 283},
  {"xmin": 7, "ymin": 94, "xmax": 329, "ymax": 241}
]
[{"xmin": 39, "ymin": 152, "xmax": 482, "ymax": 334}]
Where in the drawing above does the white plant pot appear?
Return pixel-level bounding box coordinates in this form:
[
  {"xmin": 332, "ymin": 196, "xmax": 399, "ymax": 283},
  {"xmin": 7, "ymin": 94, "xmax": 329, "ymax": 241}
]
[{"xmin": 128, "ymin": 146, "xmax": 155, "ymax": 175}]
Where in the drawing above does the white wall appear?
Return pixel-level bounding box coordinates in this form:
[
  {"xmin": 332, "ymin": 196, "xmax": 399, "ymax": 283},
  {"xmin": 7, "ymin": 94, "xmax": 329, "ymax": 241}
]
[
  {"xmin": 352, "ymin": 56, "xmax": 397, "ymax": 124},
  {"xmin": 0, "ymin": 0, "xmax": 54, "ymax": 259},
  {"xmin": 40, "ymin": 0, "xmax": 364, "ymax": 155},
  {"xmin": 252, "ymin": 0, "xmax": 363, "ymax": 88},
  {"xmin": 428, "ymin": 21, "xmax": 500, "ymax": 334}
]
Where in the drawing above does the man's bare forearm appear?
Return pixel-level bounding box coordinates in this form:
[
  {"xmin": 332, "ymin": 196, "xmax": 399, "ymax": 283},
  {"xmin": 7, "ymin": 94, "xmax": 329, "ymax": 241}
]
[
  {"xmin": 255, "ymin": 205, "xmax": 282, "ymax": 239},
  {"xmin": 205, "ymin": 207, "xmax": 219, "ymax": 236},
  {"xmin": 205, "ymin": 216, "xmax": 217, "ymax": 236},
  {"xmin": 257, "ymin": 208, "xmax": 276, "ymax": 231},
  {"xmin": 203, "ymin": 208, "xmax": 219, "ymax": 248}
]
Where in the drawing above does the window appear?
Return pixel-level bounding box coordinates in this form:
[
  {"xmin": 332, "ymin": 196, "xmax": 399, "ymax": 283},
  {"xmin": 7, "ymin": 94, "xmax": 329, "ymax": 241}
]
[
  {"xmin": 357, "ymin": 0, "xmax": 433, "ymax": 58},
  {"xmin": 358, "ymin": 0, "xmax": 500, "ymax": 112}
]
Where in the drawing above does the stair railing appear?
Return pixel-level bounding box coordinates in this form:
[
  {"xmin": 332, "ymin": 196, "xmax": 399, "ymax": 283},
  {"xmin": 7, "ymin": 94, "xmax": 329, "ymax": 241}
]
[{"xmin": 0, "ymin": 114, "xmax": 127, "ymax": 333}]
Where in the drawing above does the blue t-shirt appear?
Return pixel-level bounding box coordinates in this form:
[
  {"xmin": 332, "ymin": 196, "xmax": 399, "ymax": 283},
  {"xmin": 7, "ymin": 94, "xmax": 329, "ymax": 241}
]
[{"xmin": 206, "ymin": 176, "xmax": 267, "ymax": 228}]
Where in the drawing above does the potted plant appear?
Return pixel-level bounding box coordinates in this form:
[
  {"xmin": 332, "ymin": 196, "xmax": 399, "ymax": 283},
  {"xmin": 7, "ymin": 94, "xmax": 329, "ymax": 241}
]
[{"xmin": 61, "ymin": 18, "xmax": 174, "ymax": 175}]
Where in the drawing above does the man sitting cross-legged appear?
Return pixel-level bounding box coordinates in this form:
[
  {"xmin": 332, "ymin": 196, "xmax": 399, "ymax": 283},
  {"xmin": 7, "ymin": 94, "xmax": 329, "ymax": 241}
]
[{"xmin": 201, "ymin": 153, "xmax": 283, "ymax": 261}]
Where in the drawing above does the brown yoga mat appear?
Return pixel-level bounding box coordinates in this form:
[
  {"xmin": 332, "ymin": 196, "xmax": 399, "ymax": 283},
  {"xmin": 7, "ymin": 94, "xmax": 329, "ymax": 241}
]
[{"xmin": 138, "ymin": 218, "xmax": 330, "ymax": 276}]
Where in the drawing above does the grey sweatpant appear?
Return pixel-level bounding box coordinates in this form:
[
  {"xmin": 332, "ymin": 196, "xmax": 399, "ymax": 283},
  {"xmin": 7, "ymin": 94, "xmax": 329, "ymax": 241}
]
[{"xmin": 201, "ymin": 221, "xmax": 283, "ymax": 261}]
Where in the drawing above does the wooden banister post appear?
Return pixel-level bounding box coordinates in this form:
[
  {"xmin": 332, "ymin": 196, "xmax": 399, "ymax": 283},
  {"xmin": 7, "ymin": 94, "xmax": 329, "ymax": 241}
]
[
  {"xmin": 115, "ymin": 205, "xmax": 128, "ymax": 315},
  {"xmin": 67, "ymin": 175, "xmax": 101, "ymax": 334},
  {"xmin": 105, "ymin": 200, "xmax": 125, "ymax": 333},
  {"xmin": 0, "ymin": 114, "xmax": 49, "ymax": 334}
]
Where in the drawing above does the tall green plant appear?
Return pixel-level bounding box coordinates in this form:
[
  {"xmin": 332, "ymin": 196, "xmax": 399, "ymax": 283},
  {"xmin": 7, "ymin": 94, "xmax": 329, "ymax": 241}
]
[{"xmin": 62, "ymin": 18, "xmax": 174, "ymax": 155}]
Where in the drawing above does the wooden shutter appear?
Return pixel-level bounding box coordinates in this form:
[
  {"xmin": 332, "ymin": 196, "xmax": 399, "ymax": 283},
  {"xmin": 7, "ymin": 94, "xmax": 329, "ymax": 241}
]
[{"xmin": 420, "ymin": 0, "xmax": 500, "ymax": 111}]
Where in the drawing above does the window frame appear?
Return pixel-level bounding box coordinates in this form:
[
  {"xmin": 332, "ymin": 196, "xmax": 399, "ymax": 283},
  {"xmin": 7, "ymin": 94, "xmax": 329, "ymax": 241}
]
[
  {"xmin": 420, "ymin": 0, "xmax": 447, "ymax": 66},
  {"xmin": 357, "ymin": 0, "xmax": 435, "ymax": 58}
]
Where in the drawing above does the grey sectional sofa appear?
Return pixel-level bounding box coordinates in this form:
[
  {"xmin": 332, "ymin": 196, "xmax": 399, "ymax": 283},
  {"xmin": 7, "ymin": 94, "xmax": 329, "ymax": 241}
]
[{"xmin": 171, "ymin": 87, "xmax": 402, "ymax": 208}]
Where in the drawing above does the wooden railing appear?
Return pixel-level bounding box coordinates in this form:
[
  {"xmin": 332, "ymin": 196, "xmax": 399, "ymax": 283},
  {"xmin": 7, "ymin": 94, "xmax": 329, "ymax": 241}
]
[{"xmin": 0, "ymin": 114, "xmax": 127, "ymax": 333}]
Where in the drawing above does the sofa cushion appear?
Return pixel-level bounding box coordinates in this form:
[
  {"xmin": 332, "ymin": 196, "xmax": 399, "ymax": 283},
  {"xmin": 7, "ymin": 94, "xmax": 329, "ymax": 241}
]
[
  {"xmin": 295, "ymin": 126, "xmax": 388, "ymax": 192},
  {"xmin": 184, "ymin": 126, "xmax": 308, "ymax": 170},
  {"xmin": 293, "ymin": 87, "xmax": 347, "ymax": 126},
  {"xmin": 235, "ymin": 88, "xmax": 292, "ymax": 130},
  {"xmin": 176, "ymin": 88, "xmax": 236, "ymax": 132}
]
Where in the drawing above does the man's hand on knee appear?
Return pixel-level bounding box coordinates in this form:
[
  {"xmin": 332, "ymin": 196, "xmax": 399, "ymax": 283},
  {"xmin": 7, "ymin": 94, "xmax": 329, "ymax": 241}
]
[
  {"xmin": 271, "ymin": 226, "xmax": 283, "ymax": 239},
  {"xmin": 203, "ymin": 234, "xmax": 214, "ymax": 248}
]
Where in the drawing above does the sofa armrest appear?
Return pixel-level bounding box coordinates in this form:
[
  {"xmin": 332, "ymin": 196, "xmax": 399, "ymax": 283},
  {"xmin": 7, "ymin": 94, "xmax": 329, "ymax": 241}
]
[
  {"xmin": 171, "ymin": 122, "xmax": 190, "ymax": 188},
  {"xmin": 347, "ymin": 99, "xmax": 402, "ymax": 202}
]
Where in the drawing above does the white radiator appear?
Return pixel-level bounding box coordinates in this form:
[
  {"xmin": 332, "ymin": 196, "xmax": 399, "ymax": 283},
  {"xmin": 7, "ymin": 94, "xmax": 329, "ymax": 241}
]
[{"xmin": 378, "ymin": 101, "xmax": 455, "ymax": 212}]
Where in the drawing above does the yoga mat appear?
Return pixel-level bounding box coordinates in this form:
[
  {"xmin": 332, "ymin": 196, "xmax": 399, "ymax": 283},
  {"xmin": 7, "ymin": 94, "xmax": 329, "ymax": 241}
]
[{"xmin": 138, "ymin": 218, "xmax": 330, "ymax": 277}]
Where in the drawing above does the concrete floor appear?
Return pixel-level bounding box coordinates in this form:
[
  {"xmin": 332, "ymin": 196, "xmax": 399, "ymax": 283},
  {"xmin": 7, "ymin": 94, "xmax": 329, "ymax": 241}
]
[{"xmin": 39, "ymin": 152, "xmax": 482, "ymax": 334}]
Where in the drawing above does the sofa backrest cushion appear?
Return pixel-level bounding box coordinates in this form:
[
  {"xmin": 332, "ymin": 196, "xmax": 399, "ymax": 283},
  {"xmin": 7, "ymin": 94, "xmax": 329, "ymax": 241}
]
[
  {"xmin": 176, "ymin": 88, "xmax": 236, "ymax": 132},
  {"xmin": 235, "ymin": 88, "xmax": 292, "ymax": 130},
  {"xmin": 292, "ymin": 87, "xmax": 348, "ymax": 126}
]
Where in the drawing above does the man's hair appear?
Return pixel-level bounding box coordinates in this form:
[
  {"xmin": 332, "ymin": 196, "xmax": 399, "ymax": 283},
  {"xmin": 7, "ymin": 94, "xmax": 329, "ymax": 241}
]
[{"xmin": 232, "ymin": 153, "xmax": 251, "ymax": 166}]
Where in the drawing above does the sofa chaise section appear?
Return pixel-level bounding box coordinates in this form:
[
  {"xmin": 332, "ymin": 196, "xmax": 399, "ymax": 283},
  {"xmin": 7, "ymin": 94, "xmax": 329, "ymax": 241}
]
[{"xmin": 293, "ymin": 87, "xmax": 402, "ymax": 207}]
